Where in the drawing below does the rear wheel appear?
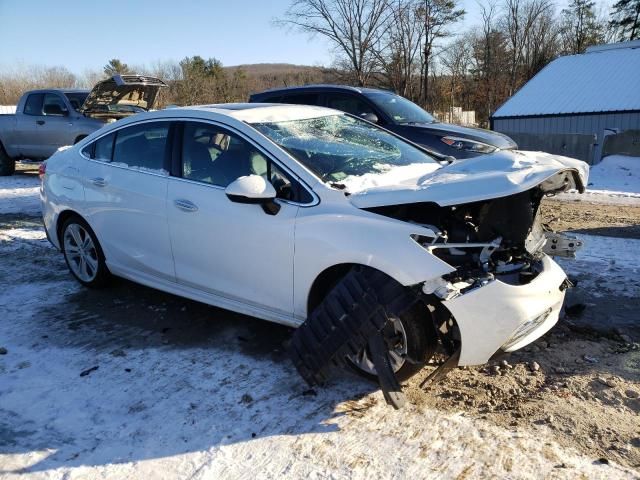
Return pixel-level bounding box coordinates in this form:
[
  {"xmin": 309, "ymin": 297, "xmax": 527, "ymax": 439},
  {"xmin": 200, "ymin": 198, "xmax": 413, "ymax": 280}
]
[
  {"xmin": 61, "ymin": 217, "xmax": 110, "ymax": 288},
  {"xmin": 0, "ymin": 143, "xmax": 15, "ymax": 176}
]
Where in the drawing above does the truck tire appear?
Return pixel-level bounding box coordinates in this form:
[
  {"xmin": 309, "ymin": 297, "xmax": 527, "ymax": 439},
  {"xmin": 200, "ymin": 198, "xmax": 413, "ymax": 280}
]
[
  {"xmin": 0, "ymin": 143, "xmax": 16, "ymax": 176},
  {"xmin": 289, "ymin": 266, "xmax": 436, "ymax": 385}
]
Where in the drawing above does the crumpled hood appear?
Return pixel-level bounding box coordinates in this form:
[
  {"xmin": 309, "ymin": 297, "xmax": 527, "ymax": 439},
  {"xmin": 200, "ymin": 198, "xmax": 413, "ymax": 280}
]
[
  {"xmin": 79, "ymin": 74, "xmax": 168, "ymax": 114},
  {"xmin": 348, "ymin": 150, "xmax": 589, "ymax": 208}
]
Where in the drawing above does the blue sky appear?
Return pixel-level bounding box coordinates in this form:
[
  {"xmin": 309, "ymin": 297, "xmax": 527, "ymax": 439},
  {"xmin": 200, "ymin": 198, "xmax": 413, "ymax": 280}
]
[
  {"xmin": 0, "ymin": 0, "xmax": 600, "ymax": 74},
  {"xmin": 0, "ymin": 0, "xmax": 334, "ymax": 72}
]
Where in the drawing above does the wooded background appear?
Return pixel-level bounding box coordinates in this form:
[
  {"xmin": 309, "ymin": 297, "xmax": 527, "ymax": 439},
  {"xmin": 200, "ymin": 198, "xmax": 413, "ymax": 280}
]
[{"xmin": 1, "ymin": 0, "xmax": 638, "ymax": 126}]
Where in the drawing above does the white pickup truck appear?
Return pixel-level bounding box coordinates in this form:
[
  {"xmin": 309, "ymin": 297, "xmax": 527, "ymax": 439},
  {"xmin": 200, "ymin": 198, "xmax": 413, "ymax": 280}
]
[{"xmin": 0, "ymin": 75, "xmax": 167, "ymax": 175}]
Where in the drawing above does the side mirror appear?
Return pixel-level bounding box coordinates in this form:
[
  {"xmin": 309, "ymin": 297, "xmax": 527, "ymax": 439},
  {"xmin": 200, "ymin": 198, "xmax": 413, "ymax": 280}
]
[
  {"xmin": 225, "ymin": 175, "xmax": 280, "ymax": 215},
  {"xmin": 360, "ymin": 112, "xmax": 379, "ymax": 124}
]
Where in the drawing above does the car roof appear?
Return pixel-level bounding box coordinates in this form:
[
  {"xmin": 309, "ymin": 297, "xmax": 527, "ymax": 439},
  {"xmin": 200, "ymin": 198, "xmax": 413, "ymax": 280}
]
[
  {"xmin": 250, "ymin": 84, "xmax": 393, "ymax": 99},
  {"xmin": 175, "ymin": 103, "xmax": 344, "ymax": 123},
  {"xmin": 24, "ymin": 89, "xmax": 90, "ymax": 94}
]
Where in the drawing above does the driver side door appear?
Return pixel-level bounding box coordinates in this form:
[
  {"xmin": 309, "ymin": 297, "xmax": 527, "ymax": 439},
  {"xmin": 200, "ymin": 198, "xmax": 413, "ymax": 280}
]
[{"xmin": 167, "ymin": 121, "xmax": 304, "ymax": 321}]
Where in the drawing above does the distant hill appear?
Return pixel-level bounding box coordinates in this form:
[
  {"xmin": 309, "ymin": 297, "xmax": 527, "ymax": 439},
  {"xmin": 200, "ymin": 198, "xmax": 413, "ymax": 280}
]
[{"xmin": 225, "ymin": 63, "xmax": 331, "ymax": 76}]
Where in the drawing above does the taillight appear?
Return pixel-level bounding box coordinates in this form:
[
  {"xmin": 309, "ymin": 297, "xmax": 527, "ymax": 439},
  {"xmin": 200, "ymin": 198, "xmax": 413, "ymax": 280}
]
[{"xmin": 38, "ymin": 161, "xmax": 47, "ymax": 180}]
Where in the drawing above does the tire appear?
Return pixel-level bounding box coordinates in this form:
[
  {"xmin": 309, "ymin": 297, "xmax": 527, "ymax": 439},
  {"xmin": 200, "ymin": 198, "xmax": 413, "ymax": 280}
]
[
  {"xmin": 61, "ymin": 216, "xmax": 111, "ymax": 288},
  {"xmin": 347, "ymin": 301, "xmax": 437, "ymax": 382},
  {"xmin": 289, "ymin": 266, "xmax": 436, "ymax": 385},
  {"xmin": 74, "ymin": 135, "xmax": 87, "ymax": 144},
  {"xmin": 0, "ymin": 143, "xmax": 16, "ymax": 176}
]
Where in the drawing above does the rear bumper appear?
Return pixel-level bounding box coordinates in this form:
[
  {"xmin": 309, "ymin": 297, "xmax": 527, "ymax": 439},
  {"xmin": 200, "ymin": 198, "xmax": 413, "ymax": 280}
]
[{"xmin": 442, "ymin": 255, "xmax": 567, "ymax": 365}]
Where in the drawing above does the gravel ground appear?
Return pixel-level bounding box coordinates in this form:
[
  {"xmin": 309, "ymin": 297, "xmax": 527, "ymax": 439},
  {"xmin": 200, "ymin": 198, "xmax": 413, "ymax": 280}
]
[{"xmin": 541, "ymin": 198, "xmax": 640, "ymax": 239}]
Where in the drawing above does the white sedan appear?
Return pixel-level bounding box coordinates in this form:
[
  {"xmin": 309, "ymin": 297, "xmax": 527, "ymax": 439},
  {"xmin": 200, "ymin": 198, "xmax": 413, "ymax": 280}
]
[{"xmin": 41, "ymin": 104, "xmax": 588, "ymax": 405}]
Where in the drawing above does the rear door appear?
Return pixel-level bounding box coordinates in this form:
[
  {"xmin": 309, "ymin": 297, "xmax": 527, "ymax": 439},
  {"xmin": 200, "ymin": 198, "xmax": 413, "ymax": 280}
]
[
  {"xmin": 81, "ymin": 120, "xmax": 175, "ymax": 282},
  {"xmin": 166, "ymin": 121, "xmax": 303, "ymax": 319}
]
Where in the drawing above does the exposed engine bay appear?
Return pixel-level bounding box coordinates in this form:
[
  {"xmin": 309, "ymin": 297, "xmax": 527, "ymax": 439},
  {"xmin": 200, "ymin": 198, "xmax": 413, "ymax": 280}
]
[{"xmin": 365, "ymin": 185, "xmax": 582, "ymax": 299}]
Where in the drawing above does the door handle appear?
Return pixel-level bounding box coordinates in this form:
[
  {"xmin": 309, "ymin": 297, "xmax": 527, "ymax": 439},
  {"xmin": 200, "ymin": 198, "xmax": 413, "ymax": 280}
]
[
  {"xmin": 91, "ymin": 177, "xmax": 106, "ymax": 187},
  {"xmin": 36, "ymin": 120, "xmax": 45, "ymax": 125},
  {"xmin": 174, "ymin": 199, "xmax": 198, "ymax": 212}
]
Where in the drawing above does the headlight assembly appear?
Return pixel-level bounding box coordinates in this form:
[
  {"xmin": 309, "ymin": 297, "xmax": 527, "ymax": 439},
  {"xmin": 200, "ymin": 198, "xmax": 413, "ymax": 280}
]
[{"xmin": 440, "ymin": 136, "xmax": 497, "ymax": 154}]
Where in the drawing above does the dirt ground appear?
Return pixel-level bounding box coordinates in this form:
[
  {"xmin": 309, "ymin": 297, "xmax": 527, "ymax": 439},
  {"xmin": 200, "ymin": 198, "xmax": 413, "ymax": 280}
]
[{"xmin": 540, "ymin": 197, "xmax": 640, "ymax": 239}]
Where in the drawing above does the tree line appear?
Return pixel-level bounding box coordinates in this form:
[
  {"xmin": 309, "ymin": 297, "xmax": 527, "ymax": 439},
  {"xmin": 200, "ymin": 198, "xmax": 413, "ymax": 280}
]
[
  {"xmin": 280, "ymin": 0, "xmax": 638, "ymax": 125},
  {"xmin": 1, "ymin": 0, "xmax": 637, "ymax": 126}
]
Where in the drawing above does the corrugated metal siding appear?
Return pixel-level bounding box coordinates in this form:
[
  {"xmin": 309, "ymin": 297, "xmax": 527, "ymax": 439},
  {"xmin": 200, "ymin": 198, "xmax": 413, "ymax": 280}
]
[
  {"xmin": 493, "ymin": 111, "xmax": 640, "ymax": 164},
  {"xmin": 492, "ymin": 45, "xmax": 640, "ymax": 117}
]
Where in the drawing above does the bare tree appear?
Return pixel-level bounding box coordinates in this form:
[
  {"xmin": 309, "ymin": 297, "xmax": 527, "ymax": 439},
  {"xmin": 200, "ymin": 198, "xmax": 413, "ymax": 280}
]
[
  {"xmin": 374, "ymin": 0, "xmax": 424, "ymax": 96},
  {"xmin": 278, "ymin": 0, "xmax": 393, "ymax": 86},
  {"xmin": 417, "ymin": 0, "xmax": 465, "ymax": 108},
  {"xmin": 440, "ymin": 36, "xmax": 472, "ymax": 120},
  {"xmin": 502, "ymin": 0, "xmax": 553, "ymax": 95}
]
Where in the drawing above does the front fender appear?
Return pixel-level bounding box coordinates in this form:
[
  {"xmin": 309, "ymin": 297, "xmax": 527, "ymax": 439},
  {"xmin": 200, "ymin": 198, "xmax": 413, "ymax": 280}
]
[{"xmin": 293, "ymin": 210, "xmax": 454, "ymax": 319}]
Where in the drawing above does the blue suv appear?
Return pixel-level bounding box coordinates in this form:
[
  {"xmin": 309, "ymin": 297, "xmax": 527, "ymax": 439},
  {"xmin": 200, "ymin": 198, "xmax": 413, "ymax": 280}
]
[{"xmin": 249, "ymin": 85, "xmax": 517, "ymax": 159}]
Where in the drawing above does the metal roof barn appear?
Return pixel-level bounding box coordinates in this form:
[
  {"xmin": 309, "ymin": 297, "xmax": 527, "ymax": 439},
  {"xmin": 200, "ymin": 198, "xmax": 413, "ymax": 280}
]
[{"xmin": 491, "ymin": 40, "xmax": 640, "ymax": 164}]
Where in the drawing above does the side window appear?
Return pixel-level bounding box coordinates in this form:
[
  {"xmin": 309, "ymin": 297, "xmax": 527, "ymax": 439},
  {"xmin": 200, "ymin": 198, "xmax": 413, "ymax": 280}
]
[
  {"xmin": 81, "ymin": 132, "xmax": 115, "ymax": 161},
  {"xmin": 281, "ymin": 93, "xmax": 319, "ymax": 106},
  {"xmin": 43, "ymin": 94, "xmax": 67, "ymax": 116},
  {"xmin": 256, "ymin": 94, "xmax": 282, "ymax": 103},
  {"xmin": 180, "ymin": 122, "xmax": 313, "ymax": 203},
  {"xmin": 326, "ymin": 94, "xmax": 375, "ymax": 117},
  {"xmin": 23, "ymin": 93, "xmax": 44, "ymax": 116},
  {"xmin": 112, "ymin": 122, "xmax": 169, "ymax": 172},
  {"xmin": 181, "ymin": 122, "xmax": 268, "ymax": 187},
  {"xmin": 94, "ymin": 133, "xmax": 115, "ymax": 161}
]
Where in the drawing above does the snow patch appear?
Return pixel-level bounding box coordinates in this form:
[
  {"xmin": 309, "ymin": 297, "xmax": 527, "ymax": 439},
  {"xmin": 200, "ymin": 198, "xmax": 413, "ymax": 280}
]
[
  {"xmin": 557, "ymin": 233, "xmax": 640, "ymax": 298},
  {"xmin": 588, "ymin": 155, "xmax": 640, "ymax": 195},
  {"xmin": 0, "ymin": 174, "xmax": 41, "ymax": 215},
  {"xmin": 339, "ymin": 163, "xmax": 441, "ymax": 191}
]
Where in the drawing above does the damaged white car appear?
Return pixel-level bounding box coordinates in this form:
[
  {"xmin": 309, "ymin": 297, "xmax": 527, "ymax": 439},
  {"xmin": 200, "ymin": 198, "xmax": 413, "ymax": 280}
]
[{"xmin": 41, "ymin": 104, "xmax": 587, "ymax": 407}]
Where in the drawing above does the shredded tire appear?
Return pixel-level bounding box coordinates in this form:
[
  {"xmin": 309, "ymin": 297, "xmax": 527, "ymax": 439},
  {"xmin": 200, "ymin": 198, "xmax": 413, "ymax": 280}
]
[{"xmin": 289, "ymin": 266, "xmax": 420, "ymax": 386}]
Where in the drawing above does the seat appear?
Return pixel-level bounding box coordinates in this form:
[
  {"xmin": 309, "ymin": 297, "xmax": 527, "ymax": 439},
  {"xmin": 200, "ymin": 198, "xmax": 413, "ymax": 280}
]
[
  {"xmin": 208, "ymin": 140, "xmax": 252, "ymax": 187},
  {"xmin": 184, "ymin": 141, "xmax": 214, "ymax": 182}
]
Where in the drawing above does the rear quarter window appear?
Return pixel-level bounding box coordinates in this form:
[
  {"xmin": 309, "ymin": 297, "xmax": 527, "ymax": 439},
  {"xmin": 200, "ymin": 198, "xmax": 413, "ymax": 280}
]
[{"xmin": 81, "ymin": 133, "xmax": 115, "ymax": 161}]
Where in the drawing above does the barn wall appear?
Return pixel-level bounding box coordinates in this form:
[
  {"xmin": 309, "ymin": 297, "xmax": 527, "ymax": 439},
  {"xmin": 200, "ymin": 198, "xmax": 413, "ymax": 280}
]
[{"xmin": 492, "ymin": 112, "xmax": 640, "ymax": 164}]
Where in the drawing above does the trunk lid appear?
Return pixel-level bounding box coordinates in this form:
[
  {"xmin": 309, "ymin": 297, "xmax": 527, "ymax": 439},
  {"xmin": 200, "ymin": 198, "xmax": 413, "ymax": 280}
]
[
  {"xmin": 79, "ymin": 74, "xmax": 168, "ymax": 118},
  {"xmin": 347, "ymin": 150, "xmax": 589, "ymax": 208}
]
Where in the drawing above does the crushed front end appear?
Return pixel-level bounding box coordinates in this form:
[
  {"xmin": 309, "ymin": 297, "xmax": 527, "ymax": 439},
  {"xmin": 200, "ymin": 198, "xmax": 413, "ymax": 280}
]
[{"xmin": 367, "ymin": 178, "xmax": 583, "ymax": 366}]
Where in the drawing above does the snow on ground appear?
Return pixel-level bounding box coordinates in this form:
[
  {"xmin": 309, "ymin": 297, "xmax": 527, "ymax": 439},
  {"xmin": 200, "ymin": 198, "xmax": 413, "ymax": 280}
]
[
  {"xmin": 556, "ymin": 155, "xmax": 640, "ymax": 205},
  {"xmin": 556, "ymin": 234, "xmax": 640, "ymax": 298},
  {"xmin": 0, "ymin": 225, "xmax": 635, "ymax": 480},
  {"xmin": 589, "ymin": 155, "xmax": 640, "ymax": 195},
  {"xmin": 1, "ymin": 175, "xmax": 637, "ymax": 478},
  {"xmin": 0, "ymin": 173, "xmax": 41, "ymax": 215}
]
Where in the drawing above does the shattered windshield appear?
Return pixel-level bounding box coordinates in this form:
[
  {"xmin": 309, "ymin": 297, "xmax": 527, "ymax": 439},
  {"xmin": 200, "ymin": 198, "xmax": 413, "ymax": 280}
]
[{"xmin": 252, "ymin": 114, "xmax": 437, "ymax": 184}]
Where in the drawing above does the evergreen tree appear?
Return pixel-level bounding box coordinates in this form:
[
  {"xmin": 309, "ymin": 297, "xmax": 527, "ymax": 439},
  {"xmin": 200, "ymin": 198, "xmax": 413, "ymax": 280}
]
[
  {"xmin": 103, "ymin": 59, "xmax": 132, "ymax": 77},
  {"xmin": 609, "ymin": 0, "xmax": 640, "ymax": 41}
]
